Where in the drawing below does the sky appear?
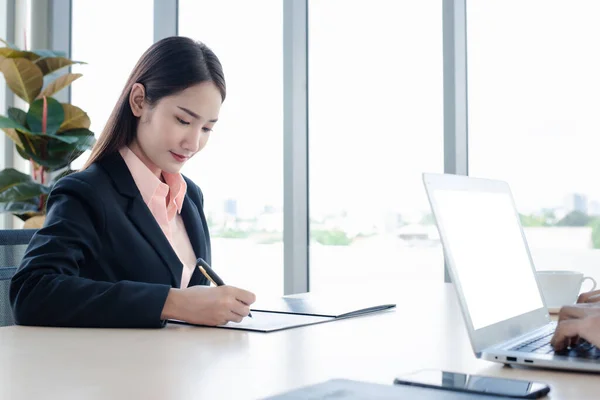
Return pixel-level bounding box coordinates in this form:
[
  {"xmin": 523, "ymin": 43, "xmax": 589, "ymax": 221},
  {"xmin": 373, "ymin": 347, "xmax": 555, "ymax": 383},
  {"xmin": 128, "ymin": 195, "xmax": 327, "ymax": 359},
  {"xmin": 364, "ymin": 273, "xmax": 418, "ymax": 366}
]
[
  {"xmin": 67, "ymin": 0, "xmax": 600, "ymax": 222},
  {"xmin": 468, "ymin": 0, "xmax": 600, "ymax": 214}
]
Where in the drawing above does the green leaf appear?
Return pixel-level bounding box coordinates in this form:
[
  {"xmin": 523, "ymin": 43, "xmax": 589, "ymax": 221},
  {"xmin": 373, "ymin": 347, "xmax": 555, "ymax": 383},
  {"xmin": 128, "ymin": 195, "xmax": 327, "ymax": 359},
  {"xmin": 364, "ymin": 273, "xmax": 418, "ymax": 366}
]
[
  {"xmin": 0, "ymin": 199, "xmax": 41, "ymax": 214},
  {"xmin": 1, "ymin": 127, "xmax": 23, "ymax": 148},
  {"xmin": 15, "ymin": 130, "xmax": 38, "ymax": 156},
  {"xmin": 33, "ymin": 50, "xmax": 66, "ymax": 58},
  {"xmin": 16, "ymin": 142, "xmax": 71, "ymax": 171},
  {"xmin": 0, "ymin": 168, "xmax": 31, "ymax": 186},
  {"xmin": 34, "ymin": 57, "xmax": 84, "ymax": 76},
  {"xmin": 18, "ymin": 130, "xmax": 83, "ymax": 144},
  {"xmin": 53, "ymin": 128, "xmax": 95, "ymax": 148},
  {"xmin": 43, "ymin": 132, "xmax": 83, "ymax": 144},
  {"xmin": 27, "ymin": 97, "xmax": 65, "ymax": 135},
  {"xmin": 0, "ymin": 168, "xmax": 50, "ymax": 203},
  {"xmin": 0, "ymin": 57, "xmax": 44, "ymax": 103},
  {"xmin": 59, "ymin": 104, "xmax": 90, "ymax": 131},
  {"xmin": 0, "ymin": 181, "xmax": 50, "ymax": 202},
  {"xmin": 38, "ymin": 73, "xmax": 81, "ymax": 98},
  {"xmin": 12, "ymin": 120, "xmax": 93, "ymax": 171},
  {"xmin": 0, "ymin": 49, "xmax": 41, "ymax": 62},
  {"xmin": 7, "ymin": 107, "xmax": 27, "ymax": 126},
  {"xmin": 13, "ymin": 129, "xmax": 78, "ymax": 157},
  {"xmin": 0, "ymin": 48, "xmax": 31, "ymax": 59},
  {"xmin": 47, "ymin": 129, "xmax": 95, "ymax": 163},
  {"xmin": 0, "ymin": 115, "xmax": 30, "ymax": 132},
  {"xmin": 0, "ymin": 38, "xmax": 19, "ymax": 49}
]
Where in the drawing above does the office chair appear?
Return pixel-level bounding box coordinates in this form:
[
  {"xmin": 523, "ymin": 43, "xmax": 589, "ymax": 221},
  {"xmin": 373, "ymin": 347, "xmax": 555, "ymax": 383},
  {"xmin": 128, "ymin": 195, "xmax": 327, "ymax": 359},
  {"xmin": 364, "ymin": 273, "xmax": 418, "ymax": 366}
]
[{"xmin": 0, "ymin": 229, "xmax": 36, "ymax": 327}]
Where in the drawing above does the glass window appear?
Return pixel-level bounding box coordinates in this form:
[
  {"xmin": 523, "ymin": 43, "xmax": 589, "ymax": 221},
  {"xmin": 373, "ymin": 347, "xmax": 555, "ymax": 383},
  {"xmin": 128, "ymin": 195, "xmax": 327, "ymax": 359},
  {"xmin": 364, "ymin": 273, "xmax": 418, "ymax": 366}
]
[
  {"xmin": 70, "ymin": 0, "xmax": 153, "ymax": 169},
  {"xmin": 467, "ymin": 0, "xmax": 600, "ymax": 282},
  {"xmin": 3, "ymin": 0, "xmax": 32, "ymax": 229},
  {"xmin": 308, "ymin": 0, "xmax": 444, "ymax": 292},
  {"xmin": 179, "ymin": 1, "xmax": 284, "ymax": 297}
]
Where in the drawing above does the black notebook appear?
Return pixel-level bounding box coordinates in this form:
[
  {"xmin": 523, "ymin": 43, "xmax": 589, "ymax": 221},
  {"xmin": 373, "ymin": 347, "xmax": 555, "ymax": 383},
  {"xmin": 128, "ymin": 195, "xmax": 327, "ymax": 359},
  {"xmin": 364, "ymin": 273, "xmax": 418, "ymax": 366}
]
[
  {"xmin": 251, "ymin": 295, "xmax": 396, "ymax": 319},
  {"xmin": 169, "ymin": 294, "xmax": 396, "ymax": 333}
]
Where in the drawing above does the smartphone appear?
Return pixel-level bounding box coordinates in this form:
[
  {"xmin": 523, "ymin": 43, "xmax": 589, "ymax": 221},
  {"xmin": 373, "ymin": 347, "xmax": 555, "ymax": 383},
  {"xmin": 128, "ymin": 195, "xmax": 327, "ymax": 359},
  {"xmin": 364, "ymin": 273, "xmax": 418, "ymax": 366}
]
[{"xmin": 393, "ymin": 369, "xmax": 550, "ymax": 399}]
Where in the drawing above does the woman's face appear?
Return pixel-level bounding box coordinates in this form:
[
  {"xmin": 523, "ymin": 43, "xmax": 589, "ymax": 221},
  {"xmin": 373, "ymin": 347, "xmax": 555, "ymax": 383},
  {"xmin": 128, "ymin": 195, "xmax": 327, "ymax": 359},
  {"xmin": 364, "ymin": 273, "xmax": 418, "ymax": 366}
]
[{"xmin": 129, "ymin": 81, "xmax": 222, "ymax": 177}]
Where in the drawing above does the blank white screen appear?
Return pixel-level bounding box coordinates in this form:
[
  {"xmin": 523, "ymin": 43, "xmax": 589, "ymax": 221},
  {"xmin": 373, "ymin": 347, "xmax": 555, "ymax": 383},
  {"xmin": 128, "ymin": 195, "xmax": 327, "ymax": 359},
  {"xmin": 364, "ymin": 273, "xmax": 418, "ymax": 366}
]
[{"xmin": 434, "ymin": 190, "xmax": 544, "ymax": 330}]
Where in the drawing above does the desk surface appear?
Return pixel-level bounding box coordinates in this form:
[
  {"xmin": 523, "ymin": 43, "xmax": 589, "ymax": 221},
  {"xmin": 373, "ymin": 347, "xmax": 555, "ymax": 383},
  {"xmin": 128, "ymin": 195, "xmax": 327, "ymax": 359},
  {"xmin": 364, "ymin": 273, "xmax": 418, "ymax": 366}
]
[{"xmin": 1, "ymin": 282, "xmax": 598, "ymax": 400}]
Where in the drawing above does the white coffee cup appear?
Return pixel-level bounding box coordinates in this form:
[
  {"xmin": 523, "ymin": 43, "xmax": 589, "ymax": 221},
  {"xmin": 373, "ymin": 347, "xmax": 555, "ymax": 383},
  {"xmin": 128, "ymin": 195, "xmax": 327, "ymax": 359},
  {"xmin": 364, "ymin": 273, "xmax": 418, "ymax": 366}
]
[{"xmin": 536, "ymin": 270, "xmax": 597, "ymax": 309}]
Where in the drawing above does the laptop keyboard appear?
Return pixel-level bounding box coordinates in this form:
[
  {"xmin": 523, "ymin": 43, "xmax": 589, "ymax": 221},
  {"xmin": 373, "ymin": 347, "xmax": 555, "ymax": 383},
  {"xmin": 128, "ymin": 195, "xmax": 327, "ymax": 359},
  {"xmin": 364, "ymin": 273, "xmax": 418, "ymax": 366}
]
[
  {"xmin": 510, "ymin": 330, "xmax": 555, "ymax": 354},
  {"xmin": 510, "ymin": 325, "xmax": 600, "ymax": 359}
]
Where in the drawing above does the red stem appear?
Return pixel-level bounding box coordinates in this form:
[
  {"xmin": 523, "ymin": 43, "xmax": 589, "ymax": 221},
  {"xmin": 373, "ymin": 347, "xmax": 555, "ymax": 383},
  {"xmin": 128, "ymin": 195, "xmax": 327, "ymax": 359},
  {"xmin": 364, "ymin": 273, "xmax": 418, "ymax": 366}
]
[
  {"xmin": 42, "ymin": 96, "xmax": 48, "ymax": 134},
  {"xmin": 30, "ymin": 159, "xmax": 36, "ymax": 181},
  {"xmin": 40, "ymin": 97, "xmax": 48, "ymax": 162}
]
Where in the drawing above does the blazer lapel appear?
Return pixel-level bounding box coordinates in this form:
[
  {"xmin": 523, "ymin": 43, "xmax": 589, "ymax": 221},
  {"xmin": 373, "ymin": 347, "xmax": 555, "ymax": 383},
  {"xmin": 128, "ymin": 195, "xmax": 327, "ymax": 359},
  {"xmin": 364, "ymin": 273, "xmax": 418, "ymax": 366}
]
[
  {"xmin": 181, "ymin": 191, "xmax": 213, "ymax": 287},
  {"xmin": 180, "ymin": 195, "xmax": 207, "ymax": 262},
  {"xmin": 99, "ymin": 152, "xmax": 183, "ymax": 287},
  {"xmin": 127, "ymin": 196, "xmax": 183, "ymax": 286}
]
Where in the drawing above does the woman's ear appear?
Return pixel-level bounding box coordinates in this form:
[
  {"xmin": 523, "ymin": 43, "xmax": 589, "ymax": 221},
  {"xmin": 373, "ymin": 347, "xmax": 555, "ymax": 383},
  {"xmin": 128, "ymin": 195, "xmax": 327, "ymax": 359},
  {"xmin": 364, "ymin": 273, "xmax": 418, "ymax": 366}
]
[{"xmin": 129, "ymin": 83, "xmax": 146, "ymax": 117}]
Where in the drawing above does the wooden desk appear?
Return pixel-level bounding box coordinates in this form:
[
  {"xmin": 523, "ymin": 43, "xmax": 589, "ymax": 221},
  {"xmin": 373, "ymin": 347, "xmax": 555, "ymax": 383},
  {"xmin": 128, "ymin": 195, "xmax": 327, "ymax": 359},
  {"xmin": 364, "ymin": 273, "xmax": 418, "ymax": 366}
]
[{"xmin": 0, "ymin": 282, "xmax": 598, "ymax": 400}]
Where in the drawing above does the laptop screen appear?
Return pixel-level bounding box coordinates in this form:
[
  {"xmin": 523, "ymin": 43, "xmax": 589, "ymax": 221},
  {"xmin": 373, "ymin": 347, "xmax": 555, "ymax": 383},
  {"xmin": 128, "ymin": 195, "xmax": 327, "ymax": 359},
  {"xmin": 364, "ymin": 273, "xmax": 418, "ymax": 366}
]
[{"xmin": 433, "ymin": 189, "xmax": 544, "ymax": 330}]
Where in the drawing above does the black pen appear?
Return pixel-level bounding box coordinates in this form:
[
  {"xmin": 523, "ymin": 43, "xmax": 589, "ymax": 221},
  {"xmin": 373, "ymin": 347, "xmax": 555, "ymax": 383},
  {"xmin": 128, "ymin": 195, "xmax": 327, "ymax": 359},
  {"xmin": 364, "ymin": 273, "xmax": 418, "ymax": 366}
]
[{"xmin": 196, "ymin": 258, "xmax": 253, "ymax": 318}]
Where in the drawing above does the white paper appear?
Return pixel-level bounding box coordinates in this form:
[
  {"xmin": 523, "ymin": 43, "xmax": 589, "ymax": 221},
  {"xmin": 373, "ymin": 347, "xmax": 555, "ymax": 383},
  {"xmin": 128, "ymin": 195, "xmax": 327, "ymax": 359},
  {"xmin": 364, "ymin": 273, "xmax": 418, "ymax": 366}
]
[{"xmin": 220, "ymin": 311, "xmax": 333, "ymax": 332}]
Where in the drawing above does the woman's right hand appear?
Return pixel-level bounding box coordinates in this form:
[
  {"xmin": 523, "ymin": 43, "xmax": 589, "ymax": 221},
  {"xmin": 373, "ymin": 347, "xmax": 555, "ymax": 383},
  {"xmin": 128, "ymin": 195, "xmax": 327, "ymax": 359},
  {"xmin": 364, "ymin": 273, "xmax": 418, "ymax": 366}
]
[{"xmin": 161, "ymin": 285, "xmax": 256, "ymax": 326}]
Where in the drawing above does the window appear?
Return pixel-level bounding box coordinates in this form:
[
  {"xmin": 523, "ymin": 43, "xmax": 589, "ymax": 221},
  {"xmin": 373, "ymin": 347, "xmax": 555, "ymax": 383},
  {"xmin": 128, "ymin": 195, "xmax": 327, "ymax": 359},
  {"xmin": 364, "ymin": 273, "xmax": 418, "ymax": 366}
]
[
  {"xmin": 2, "ymin": 0, "xmax": 32, "ymax": 229},
  {"xmin": 467, "ymin": 0, "xmax": 600, "ymax": 282},
  {"xmin": 179, "ymin": 1, "xmax": 284, "ymax": 297},
  {"xmin": 308, "ymin": 0, "xmax": 444, "ymax": 292},
  {"xmin": 70, "ymin": 0, "xmax": 153, "ymax": 169}
]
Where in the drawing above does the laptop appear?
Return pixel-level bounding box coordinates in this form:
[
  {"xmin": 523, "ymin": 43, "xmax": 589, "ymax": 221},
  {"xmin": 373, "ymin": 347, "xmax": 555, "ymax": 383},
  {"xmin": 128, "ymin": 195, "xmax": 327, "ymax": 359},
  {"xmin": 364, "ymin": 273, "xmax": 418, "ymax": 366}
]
[{"xmin": 422, "ymin": 172, "xmax": 600, "ymax": 372}]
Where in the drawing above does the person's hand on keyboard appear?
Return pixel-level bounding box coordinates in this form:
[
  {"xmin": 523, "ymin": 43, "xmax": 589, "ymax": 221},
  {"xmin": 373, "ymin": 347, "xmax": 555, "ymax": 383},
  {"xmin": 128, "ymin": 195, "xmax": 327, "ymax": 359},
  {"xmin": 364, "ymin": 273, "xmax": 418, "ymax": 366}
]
[
  {"xmin": 578, "ymin": 290, "xmax": 600, "ymax": 304},
  {"xmin": 551, "ymin": 305, "xmax": 600, "ymax": 351},
  {"xmin": 558, "ymin": 304, "xmax": 600, "ymax": 321}
]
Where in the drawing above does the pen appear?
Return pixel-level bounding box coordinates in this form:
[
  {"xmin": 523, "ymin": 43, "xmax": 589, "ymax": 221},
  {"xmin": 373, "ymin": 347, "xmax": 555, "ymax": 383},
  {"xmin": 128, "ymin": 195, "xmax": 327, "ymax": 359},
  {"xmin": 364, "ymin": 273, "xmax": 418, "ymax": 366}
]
[{"xmin": 196, "ymin": 258, "xmax": 253, "ymax": 318}]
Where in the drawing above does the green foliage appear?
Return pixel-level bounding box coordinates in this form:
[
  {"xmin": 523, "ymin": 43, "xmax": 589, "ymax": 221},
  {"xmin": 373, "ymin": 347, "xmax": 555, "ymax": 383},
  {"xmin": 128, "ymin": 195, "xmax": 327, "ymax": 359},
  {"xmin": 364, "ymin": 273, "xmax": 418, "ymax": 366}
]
[
  {"xmin": 588, "ymin": 218, "xmax": 600, "ymax": 249},
  {"xmin": 556, "ymin": 210, "xmax": 590, "ymax": 227},
  {"xmin": 519, "ymin": 213, "xmax": 550, "ymax": 227},
  {"xmin": 311, "ymin": 229, "xmax": 352, "ymax": 246},
  {"xmin": 0, "ymin": 168, "xmax": 50, "ymax": 202},
  {"xmin": 0, "ymin": 40, "xmax": 94, "ymax": 219},
  {"xmin": 26, "ymin": 97, "xmax": 64, "ymax": 134},
  {"xmin": 521, "ymin": 209, "xmax": 600, "ymax": 250}
]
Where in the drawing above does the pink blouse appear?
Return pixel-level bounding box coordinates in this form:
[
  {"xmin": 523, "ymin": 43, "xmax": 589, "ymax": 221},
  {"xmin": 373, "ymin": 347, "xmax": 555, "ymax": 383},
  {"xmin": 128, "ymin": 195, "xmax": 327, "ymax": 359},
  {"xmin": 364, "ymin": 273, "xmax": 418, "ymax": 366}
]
[{"xmin": 119, "ymin": 147, "xmax": 196, "ymax": 288}]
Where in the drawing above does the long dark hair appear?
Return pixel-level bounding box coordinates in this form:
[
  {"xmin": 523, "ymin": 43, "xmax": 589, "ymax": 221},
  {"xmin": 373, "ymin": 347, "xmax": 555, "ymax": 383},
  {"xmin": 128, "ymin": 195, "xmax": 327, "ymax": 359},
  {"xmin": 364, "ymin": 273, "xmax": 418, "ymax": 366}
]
[{"xmin": 82, "ymin": 36, "xmax": 226, "ymax": 170}]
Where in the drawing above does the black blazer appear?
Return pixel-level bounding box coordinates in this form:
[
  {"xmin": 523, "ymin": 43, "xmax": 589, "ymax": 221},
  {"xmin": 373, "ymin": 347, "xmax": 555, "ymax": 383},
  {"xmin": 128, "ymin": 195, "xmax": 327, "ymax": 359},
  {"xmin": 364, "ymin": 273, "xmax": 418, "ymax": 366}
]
[{"xmin": 10, "ymin": 152, "xmax": 211, "ymax": 328}]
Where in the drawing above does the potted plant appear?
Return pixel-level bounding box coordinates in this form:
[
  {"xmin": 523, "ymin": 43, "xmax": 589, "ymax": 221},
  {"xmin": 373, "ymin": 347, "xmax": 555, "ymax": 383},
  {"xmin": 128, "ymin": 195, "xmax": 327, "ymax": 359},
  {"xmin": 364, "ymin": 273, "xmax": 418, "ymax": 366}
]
[{"xmin": 0, "ymin": 38, "xmax": 95, "ymax": 228}]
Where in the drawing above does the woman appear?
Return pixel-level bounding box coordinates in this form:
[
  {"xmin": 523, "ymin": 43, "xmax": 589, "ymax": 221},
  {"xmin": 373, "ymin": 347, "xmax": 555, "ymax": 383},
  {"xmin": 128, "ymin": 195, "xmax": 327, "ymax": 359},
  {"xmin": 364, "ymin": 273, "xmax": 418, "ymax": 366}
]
[
  {"xmin": 551, "ymin": 290, "xmax": 600, "ymax": 350},
  {"xmin": 9, "ymin": 36, "xmax": 255, "ymax": 328}
]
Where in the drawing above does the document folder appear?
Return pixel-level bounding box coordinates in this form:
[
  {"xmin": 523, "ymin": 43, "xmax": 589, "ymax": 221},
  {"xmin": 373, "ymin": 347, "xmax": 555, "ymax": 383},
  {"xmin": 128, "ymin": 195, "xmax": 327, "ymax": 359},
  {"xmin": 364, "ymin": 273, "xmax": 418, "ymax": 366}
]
[{"xmin": 169, "ymin": 294, "xmax": 395, "ymax": 332}]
